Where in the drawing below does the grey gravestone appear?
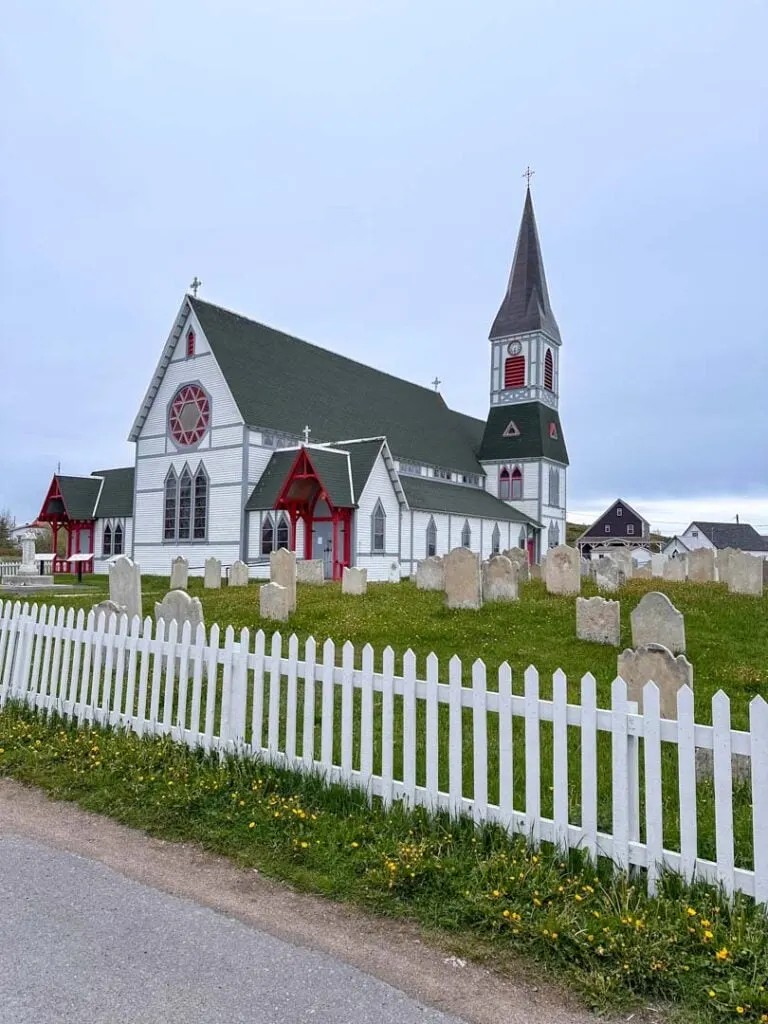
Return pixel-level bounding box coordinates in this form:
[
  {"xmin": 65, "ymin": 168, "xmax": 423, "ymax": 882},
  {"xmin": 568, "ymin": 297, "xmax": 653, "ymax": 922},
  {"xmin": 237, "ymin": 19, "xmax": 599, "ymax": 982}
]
[
  {"xmin": 342, "ymin": 566, "xmax": 368, "ymax": 595},
  {"xmin": 630, "ymin": 591, "xmax": 686, "ymax": 654},
  {"xmin": 482, "ymin": 555, "xmax": 518, "ymax": 602},
  {"xmin": 502, "ymin": 548, "xmax": 530, "ymax": 583},
  {"xmin": 576, "ymin": 596, "xmax": 620, "ymax": 646},
  {"xmin": 727, "ymin": 551, "xmax": 763, "ymax": 596},
  {"xmin": 92, "ymin": 599, "xmax": 127, "ymax": 622},
  {"xmin": 204, "ymin": 557, "xmax": 222, "ymax": 589},
  {"xmin": 170, "ymin": 556, "xmax": 188, "ymax": 591},
  {"xmin": 650, "ymin": 553, "xmax": 666, "ymax": 577},
  {"xmin": 545, "ymin": 545, "xmax": 580, "ymax": 596},
  {"xmin": 716, "ymin": 547, "xmax": 738, "ymax": 585},
  {"xmin": 687, "ymin": 548, "xmax": 716, "ymax": 583},
  {"xmin": 580, "ymin": 558, "xmax": 591, "ymax": 578},
  {"xmin": 109, "ymin": 556, "xmax": 142, "ymax": 622},
  {"xmin": 388, "ymin": 561, "xmax": 400, "ymax": 583},
  {"xmin": 415, "ymin": 555, "xmax": 444, "ymax": 591},
  {"xmin": 443, "ymin": 547, "xmax": 482, "ymax": 609},
  {"xmin": 695, "ymin": 748, "xmax": 751, "ymax": 786},
  {"xmin": 612, "ymin": 550, "xmax": 634, "ymax": 580},
  {"xmin": 662, "ymin": 557, "xmax": 686, "ymax": 582},
  {"xmin": 270, "ymin": 548, "xmax": 297, "ymax": 610},
  {"xmin": 229, "ymin": 560, "xmax": 250, "ymax": 587},
  {"xmin": 530, "ymin": 562, "xmax": 542, "ymax": 580},
  {"xmin": 593, "ymin": 559, "xmax": 619, "ymax": 593},
  {"xmin": 296, "ymin": 559, "xmax": 324, "ymax": 585},
  {"xmin": 634, "ymin": 565, "xmax": 652, "ymax": 579},
  {"xmin": 154, "ymin": 589, "xmax": 205, "ymax": 632},
  {"xmin": 259, "ymin": 582, "xmax": 290, "ymax": 622},
  {"xmin": 617, "ymin": 644, "xmax": 693, "ymax": 719}
]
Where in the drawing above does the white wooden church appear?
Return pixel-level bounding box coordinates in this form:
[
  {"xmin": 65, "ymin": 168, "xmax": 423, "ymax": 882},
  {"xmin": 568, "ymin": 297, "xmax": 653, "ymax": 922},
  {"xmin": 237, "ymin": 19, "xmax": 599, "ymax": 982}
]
[{"xmin": 37, "ymin": 188, "xmax": 568, "ymax": 580}]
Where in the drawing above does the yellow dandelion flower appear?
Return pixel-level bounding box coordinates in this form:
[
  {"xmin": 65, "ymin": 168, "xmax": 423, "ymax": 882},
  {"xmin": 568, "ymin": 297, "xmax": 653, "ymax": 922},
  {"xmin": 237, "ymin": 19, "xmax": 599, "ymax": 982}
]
[
  {"xmin": 248, "ymin": 821, "xmax": 255, "ymax": 828},
  {"xmin": 351, "ymin": 842, "xmax": 359, "ymax": 849},
  {"xmin": 300, "ymin": 841, "xmax": 308, "ymax": 849},
  {"xmin": 736, "ymin": 1008, "xmax": 744, "ymax": 1015},
  {"xmin": 574, "ymin": 894, "xmax": 583, "ymax": 902},
  {"xmin": 502, "ymin": 910, "xmax": 510, "ymax": 918},
  {"xmin": 715, "ymin": 947, "xmax": 729, "ymax": 961},
  {"xmin": 492, "ymin": 889, "xmax": 500, "ymax": 898},
  {"xmin": 686, "ymin": 907, "xmax": 697, "ymax": 917},
  {"xmin": 704, "ymin": 930, "xmax": 713, "ymax": 940},
  {"xmin": 700, "ymin": 918, "xmax": 711, "ymax": 928}
]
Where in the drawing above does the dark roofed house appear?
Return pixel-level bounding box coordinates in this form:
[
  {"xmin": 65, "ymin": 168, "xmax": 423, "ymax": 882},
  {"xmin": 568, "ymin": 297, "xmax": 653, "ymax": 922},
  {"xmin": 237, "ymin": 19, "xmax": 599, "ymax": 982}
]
[
  {"xmin": 576, "ymin": 499, "xmax": 651, "ymax": 558},
  {"xmin": 665, "ymin": 522, "xmax": 768, "ymax": 559}
]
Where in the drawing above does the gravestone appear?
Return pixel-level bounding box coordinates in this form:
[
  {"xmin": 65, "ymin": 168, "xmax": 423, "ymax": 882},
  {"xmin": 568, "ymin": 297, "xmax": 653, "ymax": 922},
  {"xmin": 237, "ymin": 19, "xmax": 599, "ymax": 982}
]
[
  {"xmin": 530, "ymin": 562, "xmax": 542, "ymax": 580},
  {"xmin": 545, "ymin": 545, "xmax": 580, "ymax": 596},
  {"xmin": 481, "ymin": 555, "xmax": 518, "ymax": 602},
  {"xmin": 259, "ymin": 582, "xmax": 290, "ymax": 622},
  {"xmin": 580, "ymin": 558, "xmax": 591, "ymax": 578},
  {"xmin": 388, "ymin": 561, "xmax": 400, "ymax": 583},
  {"xmin": 576, "ymin": 596, "xmax": 620, "ymax": 646},
  {"xmin": 154, "ymin": 589, "xmax": 205, "ymax": 632},
  {"xmin": 593, "ymin": 559, "xmax": 619, "ymax": 593},
  {"xmin": 727, "ymin": 551, "xmax": 763, "ymax": 596},
  {"xmin": 634, "ymin": 565, "xmax": 652, "ymax": 579},
  {"xmin": 296, "ymin": 559, "xmax": 325, "ymax": 585},
  {"xmin": 630, "ymin": 591, "xmax": 685, "ymax": 653},
  {"xmin": 415, "ymin": 555, "xmax": 444, "ymax": 591},
  {"xmin": 617, "ymin": 644, "xmax": 693, "ymax": 719},
  {"xmin": 92, "ymin": 599, "xmax": 126, "ymax": 622},
  {"xmin": 764, "ymin": 561, "xmax": 768, "ymax": 589},
  {"xmin": 612, "ymin": 550, "xmax": 634, "ymax": 580},
  {"xmin": 662, "ymin": 557, "xmax": 686, "ymax": 582},
  {"xmin": 716, "ymin": 547, "xmax": 738, "ymax": 585},
  {"xmin": 109, "ymin": 556, "xmax": 142, "ymax": 622},
  {"xmin": 170, "ymin": 555, "xmax": 188, "ymax": 591},
  {"xmin": 687, "ymin": 547, "xmax": 716, "ymax": 583},
  {"xmin": 502, "ymin": 548, "xmax": 530, "ymax": 583},
  {"xmin": 270, "ymin": 548, "xmax": 297, "ymax": 610},
  {"xmin": 651, "ymin": 553, "xmax": 666, "ymax": 578},
  {"xmin": 204, "ymin": 557, "xmax": 222, "ymax": 589},
  {"xmin": 229, "ymin": 560, "xmax": 250, "ymax": 587},
  {"xmin": 443, "ymin": 547, "xmax": 482, "ymax": 610},
  {"xmin": 342, "ymin": 566, "xmax": 368, "ymax": 595}
]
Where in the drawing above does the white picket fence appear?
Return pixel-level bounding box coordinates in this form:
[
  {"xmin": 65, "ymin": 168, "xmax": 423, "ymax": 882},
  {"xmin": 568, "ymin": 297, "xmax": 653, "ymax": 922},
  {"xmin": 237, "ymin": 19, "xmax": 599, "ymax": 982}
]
[
  {"xmin": 0, "ymin": 561, "xmax": 21, "ymax": 578},
  {"xmin": 0, "ymin": 599, "xmax": 766, "ymax": 903}
]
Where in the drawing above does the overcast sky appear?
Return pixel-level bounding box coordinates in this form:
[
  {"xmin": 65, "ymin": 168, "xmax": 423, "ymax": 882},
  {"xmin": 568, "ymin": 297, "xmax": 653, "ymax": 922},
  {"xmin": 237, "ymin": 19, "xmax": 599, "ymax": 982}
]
[{"xmin": 2, "ymin": 0, "xmax": 766, "ymax": 533}]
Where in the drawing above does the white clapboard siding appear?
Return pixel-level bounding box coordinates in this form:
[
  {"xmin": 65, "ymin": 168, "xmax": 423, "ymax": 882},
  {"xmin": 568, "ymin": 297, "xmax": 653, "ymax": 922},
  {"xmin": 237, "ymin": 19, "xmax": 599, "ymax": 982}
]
[{"xmin": 0, "ymin": 599, "xmax": 765, "ymax": 904}]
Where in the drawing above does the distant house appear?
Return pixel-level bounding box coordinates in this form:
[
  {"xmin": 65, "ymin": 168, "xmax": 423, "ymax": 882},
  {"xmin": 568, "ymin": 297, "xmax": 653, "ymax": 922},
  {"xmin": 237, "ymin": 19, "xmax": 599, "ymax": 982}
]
[
  {"xmin": 576, "ymin": 499, "xmax": 651, "ymax": 558},
  {"xmin": 9, "ymin": 520, "xmax": 47, "ymax": 543},
  {"xmin": 669, "ymin": 522, "xmax": 768, "ymax": 559},
  {"xmin": 661, "ymin": 536, "xmax": 693, "ymax": 559}
]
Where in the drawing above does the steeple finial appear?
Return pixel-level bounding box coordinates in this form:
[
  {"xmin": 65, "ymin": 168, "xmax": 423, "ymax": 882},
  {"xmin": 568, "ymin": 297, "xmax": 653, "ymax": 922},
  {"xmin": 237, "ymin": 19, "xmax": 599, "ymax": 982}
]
[
  {"xmin": 522, "ymin": 165, "xmax": 535, "ymax": 188},
  {"xmin": 488, "ymin": 185, "xmax": 560, "ymax": 343}
]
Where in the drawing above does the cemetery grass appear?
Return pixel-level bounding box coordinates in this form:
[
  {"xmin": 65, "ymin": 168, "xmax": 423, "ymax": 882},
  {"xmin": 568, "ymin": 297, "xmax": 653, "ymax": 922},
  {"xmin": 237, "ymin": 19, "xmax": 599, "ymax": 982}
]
[{"xmin": 2, "ymin": 704, "xmax": 768, "ymax": 1023}]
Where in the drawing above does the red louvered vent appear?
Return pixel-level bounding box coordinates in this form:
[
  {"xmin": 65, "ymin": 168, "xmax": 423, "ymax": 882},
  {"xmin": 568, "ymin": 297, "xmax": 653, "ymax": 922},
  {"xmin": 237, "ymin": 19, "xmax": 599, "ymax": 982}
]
[
  {"xmin": 544, "ymin": 348, "xmax": 554, "ymax": 390},
  {"xmin": 504, "ymin": 355, "xmax": 525, "ymax": 389}
]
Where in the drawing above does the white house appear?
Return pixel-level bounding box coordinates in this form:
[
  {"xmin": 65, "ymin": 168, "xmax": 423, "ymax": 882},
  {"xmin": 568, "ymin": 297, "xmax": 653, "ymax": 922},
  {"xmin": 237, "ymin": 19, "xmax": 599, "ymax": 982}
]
[
  {"xmin": 664, "ymin": 522, "xmax": 768, "ymax": 560},
  {"xmin": 35, "ymin": 187, "xmax": 570, "ymax": 579}
]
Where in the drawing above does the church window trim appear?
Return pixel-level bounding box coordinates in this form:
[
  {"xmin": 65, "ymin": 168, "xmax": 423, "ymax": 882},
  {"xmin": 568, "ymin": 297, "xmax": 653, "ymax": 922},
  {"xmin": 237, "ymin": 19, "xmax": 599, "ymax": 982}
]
[
  {"xmin": 510, "ymin": 466, "xmax": 523, "ymax": 501},
  {"xmin": 276, "ymin": 512, "xmax": 290, "ymax": 550},
  {"xmin": 168, "ymin": 382, "xmax": 211, "ymax": 449},
  {"xmin": 426, "ymin": 516, "xmax": 437, "ymax": 557},
  {"xmin": 549, "ymin": 467, "xmax": 560, "ymax": 508},
  {"xmin": 178, "ymin": 466, "xmax": 193, "ymax": 540},
  {"xmin": 193, "ymin": 464, "xmax": 209, "ymax": 541},
  {"xmin": 186, "ymin": 328, "xmax": 196, "ymax": 358},
  {"xmin": 544, "ymin": 348, "xmax": 554, "ymax": 391},
  {"xmin": 163, "ymin": 468, "xmax": 178, "ymax": 541},
  {"xmin": 113, "ymin": 522, "xmax": 124, "ymax": 556},
  {"xmin": 549, "ymin": 422, "xmax": 558, "ymax": 439},
  {"xmin": 371, "ymin": 500, "xmax": 386, "ymax": 553},
  {"xmin": 504, "ymin": 354, "xmax": 526, "ymax": 390},
  {"xmin": 491, "ymin": 524, "xmax": 501, "ymax": 555},
  {"xmin": 499, "ymin": 467, "xmax": 511, "ymax": 500},
  {"xmin": 102, "ymin": 524, "xmax": 112, "ymax": 558},
  {"xmin": 548, "ymin": 520, "xmax": 560, "ymax": 549},
  {"xmin": 461, "ymin": 520, "xmax": 471, "ymax": 548},
  {"xmin": 261, "ymin": 514, "xmax": 275, "ymax": 556}
]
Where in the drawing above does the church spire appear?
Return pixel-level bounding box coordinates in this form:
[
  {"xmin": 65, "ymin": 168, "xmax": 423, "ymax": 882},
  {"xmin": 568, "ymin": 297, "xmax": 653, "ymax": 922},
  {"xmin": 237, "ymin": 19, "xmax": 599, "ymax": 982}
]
[{"xmin": 489, "ymin": 186, "xmax": 560, "ymax": 343}]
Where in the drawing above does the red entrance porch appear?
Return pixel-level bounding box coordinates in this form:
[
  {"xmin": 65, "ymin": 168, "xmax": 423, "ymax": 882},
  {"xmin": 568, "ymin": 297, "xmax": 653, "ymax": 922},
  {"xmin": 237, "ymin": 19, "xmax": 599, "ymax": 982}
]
[{"xmin": 38, "ymin": 475, "xmax": 96, "ymax": 574}]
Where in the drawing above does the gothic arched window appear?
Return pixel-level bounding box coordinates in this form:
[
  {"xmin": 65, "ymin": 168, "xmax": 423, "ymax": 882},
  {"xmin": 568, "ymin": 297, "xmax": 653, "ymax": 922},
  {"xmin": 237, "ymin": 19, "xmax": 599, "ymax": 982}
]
[
  {"xmin": 261, "ymin": 514, "xmax": 274, "ymax": 555},
  {"xmin": 510, "ymin": 466, "xmax": 523, "ymax": 501},
  {"xmin": 372, "ymin": 500, "xmax": 386, "ymax": 553},
  {"xmin": 549, "ymin": 467, "xmax": 560, "ymax": 508},
  {"xmin": 491, "ymin": 524, "xmax": 501, "ymax": 555},
  {"xmin": 178, "ymin": 467, "xmax": 193, "ymax": 540},
  {"xmin": 113, "ymin": 523, "xmax": 123, "ymax": 555},
  {"xmin": 504, "ymin": 355, "xmax": 526, "ymax": 389},
  {"xmin": 276, "ymin": 513, "xmax": 290, "ymax": 550},
  {"xmin": 163, "ymin": 468, "xmax": 178, "ymax": 541},
  {"xmin": 544, "ymin": 349, "xmax": 554, "ymax": 391},
  {"xmin": 426, "ymin": 516, "xmax": 437, "ymax": 557},
  {"xmin": 461, "ymin": 520, "xmax": 471, "ymax": 548},
  {"xmin": 499, "ymin": 467, "xmax": 511, "ymax": 500},
  {"xmin": 193, "ymin": 465, "xmax": 208, "ymax": 539},
  {"xmin": 102, "ymin": 524, "xmax": 112, "ymax": 558},
  {"xmin": 548, "ymin": 520, "xmax": 560, "ymax": 549}
]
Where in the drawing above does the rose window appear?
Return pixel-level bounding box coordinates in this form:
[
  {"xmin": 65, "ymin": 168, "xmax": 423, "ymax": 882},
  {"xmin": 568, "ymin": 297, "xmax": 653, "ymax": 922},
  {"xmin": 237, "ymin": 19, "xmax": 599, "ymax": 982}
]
[{"xmin": 169, "ymin": 385, "xmax": 210, "ymax": 446}]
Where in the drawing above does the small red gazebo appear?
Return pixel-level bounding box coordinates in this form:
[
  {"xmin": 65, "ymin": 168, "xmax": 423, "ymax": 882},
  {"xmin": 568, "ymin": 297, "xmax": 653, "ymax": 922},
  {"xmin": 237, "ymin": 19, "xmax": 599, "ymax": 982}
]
[{"xmin": 37, "ymin": 474, "xmax": 100, "ymax": 573}]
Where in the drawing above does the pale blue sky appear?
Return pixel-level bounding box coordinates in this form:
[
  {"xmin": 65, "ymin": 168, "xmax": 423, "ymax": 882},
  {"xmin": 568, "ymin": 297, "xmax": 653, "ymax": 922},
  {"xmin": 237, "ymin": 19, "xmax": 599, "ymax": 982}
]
[{"xmin": 2, "ymin": 0, "xmax": 766, "ymax": 531}]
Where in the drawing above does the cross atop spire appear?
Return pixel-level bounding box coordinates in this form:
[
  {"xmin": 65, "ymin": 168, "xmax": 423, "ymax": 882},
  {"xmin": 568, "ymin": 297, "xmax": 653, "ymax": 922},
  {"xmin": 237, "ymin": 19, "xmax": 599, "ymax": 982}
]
[
  {"xmin": 488, "ymin": 187, "xmax": 560, "ymax": 343},
  {"xmin": 189, "ymin": 276, "xmax": 202, "ymax": 298},
  {"xmin": 522, "ymin": 165, "xmax": 535, "ymax": 188}
]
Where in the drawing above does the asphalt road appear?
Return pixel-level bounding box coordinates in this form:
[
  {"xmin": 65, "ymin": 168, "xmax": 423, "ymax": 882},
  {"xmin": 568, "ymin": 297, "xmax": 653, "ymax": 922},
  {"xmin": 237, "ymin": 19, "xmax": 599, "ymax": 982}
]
[{"xmin": 0, "ymin": 835, "xmax": 461, "ymax": 1024}]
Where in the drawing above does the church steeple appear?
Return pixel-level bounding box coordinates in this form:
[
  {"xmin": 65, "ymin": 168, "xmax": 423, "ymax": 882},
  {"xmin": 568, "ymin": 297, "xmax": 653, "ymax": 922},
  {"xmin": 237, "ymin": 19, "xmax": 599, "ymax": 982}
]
[{"xmin": 489, "ymin": 187, "xmax": 560, "ymax": 344}]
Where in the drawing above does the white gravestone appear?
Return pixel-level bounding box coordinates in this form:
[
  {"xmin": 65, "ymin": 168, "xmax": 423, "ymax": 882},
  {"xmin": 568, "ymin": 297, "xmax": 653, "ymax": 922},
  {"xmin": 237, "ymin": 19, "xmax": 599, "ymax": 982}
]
[
  {"xmin": 296, "ymin": 559, "xmax": 325, "ymax": 585},
  {"xmin": 259, "ymin": 582, "xmax": 291, "ymax": 622},
  {"xmin": 687, "ymin": 547, "xmax": 716, "ymax": 583},
  {"xmin": 92, "ymin": 599, "xmax": 126, "ymax": 621},
  {"xmin": 580, "ymin": 558, "xmax": 591, "ymax": 578},
  {"xmin": 593, "ymin": 559, "xmax": 619, "ymax": 593},
  {"xmin": 727, "ymin": 551, "xmax": 763, "ymax": 596},
  {"xmin": 229, "ymin": 560, "xmax": 250, "ymax": 587},
  {"xmin": 662, "ymin": 557, "xmax": 686, "ymax": 582},
  {"xmin": 530, "ymin": 562, "xmax": 542, "ymax": 580},
  {"xmin": 716, "ymin": 547, "xmax": 738, "ymax": 585},
  {"xmin": 634, "ymin": 565, "xmax": 652, "ymax": 579},
  {"xmin": 443, "ymin": 548, "xmax": 482, "ymax": 610},
  {"xmin": 651, "ymin": 553, "xmax": 666, "ymax": 578},
  {"xmin": 109, "ymin": 556, "xmax": 142, "ymax": 623},
  {"xmin": 617, "ymin": 644, "xmax": 693, "ymax": 720},
  {"xmin": 611, "ymin": 550, "xmax": 634, "ymax": 581},
  {"xmin": 17, "ymin": 531, "xmax": 40, "ymax": 578},
  {"xmin": 204, "ymin": 557, "xmax": 222, "ymax": 589},
  {"xmin": 415, "ymin": 556, "xmax": 444, "ymax": 591},
  {"xmin": 576, "ymin": 596, "xmax": 620, "ymax": 646},
  {"xmin": 545, "ymin": 545, "xmax": 581, "ymax": 596},
  {"xmin": 342, "ymin": 566, "xmax": 368, "ymax": 595},
  {"xmin": 170, "ymin": 556, "xmax": 188, "ymax": 591},
  {"xmin": 154, "ymin": 590, "xmax": 205, "ymax": 632},
  {"xmin": 270, "ymin": 548, "xmax": 297, "ymax": 610},
  {"xmin": 481, "ymin": 555, "xmax": 518, "ymax": 602},
  {"xmin": 502, "ymin": 548, "xmax": 530, "ymax": 583},
  {"xmin": 630, "ymin": 591, "xmax": 685, "ymax": 654}
]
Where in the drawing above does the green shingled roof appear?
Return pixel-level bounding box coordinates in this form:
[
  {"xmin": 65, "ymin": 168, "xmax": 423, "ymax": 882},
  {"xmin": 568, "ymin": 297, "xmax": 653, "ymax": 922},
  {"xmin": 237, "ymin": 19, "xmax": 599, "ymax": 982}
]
[
  {"xmin": 478, "ymin": 403, "xmax": 569, "ymax": 464},
  {"xmin": 55, "ymin": 476, "xmax": 102, "ymax": 520},
  {"xmin": 304, "ymin": 448, "xmax": 353, "ymax": 506},
  {"xmin": 190, "ymin": 298, "xmax": 485, "ymax": 476},
  {"xmin": 328, "ymin": 439, "xmax": 384, "ymax": 501},
  {"xmin": 92, "ymin": 468, "xmax": 135, "ymax": 518},
  {"xmin": 400, "ymin": 476, "xmax": 539, "ymax": 525},
  {"xmin": 245, "ymin": 451, "xmax": 298, "ymax": 511}
]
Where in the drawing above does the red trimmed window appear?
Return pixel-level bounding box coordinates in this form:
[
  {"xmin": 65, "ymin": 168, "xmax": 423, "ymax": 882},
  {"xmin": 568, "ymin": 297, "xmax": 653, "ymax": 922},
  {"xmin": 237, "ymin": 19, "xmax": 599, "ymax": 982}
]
[
  {"xmin": 504, "ymin": 355, "xmax": 525, "ymax": 389},
  {"xmin": 549, "ymin": 422, "xmax": 558, "ymax": 439},
  {"xmin": 186, "ymin": 329, "xmax": 196, "ymax": 357},
  {"xmin": 169, "ymin": 384, "xmax": 210, "ymax": 446},
  {"xmin": 544, "ymin": 348, "xmax": 554, "ymax": 390},
  {"xmin": 499, "ymin": 467, "xmax": 511, "ymax": 499},
  {"xmin": 511, "ymin": 466, "xmax": 523, "ymax": 500}
]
